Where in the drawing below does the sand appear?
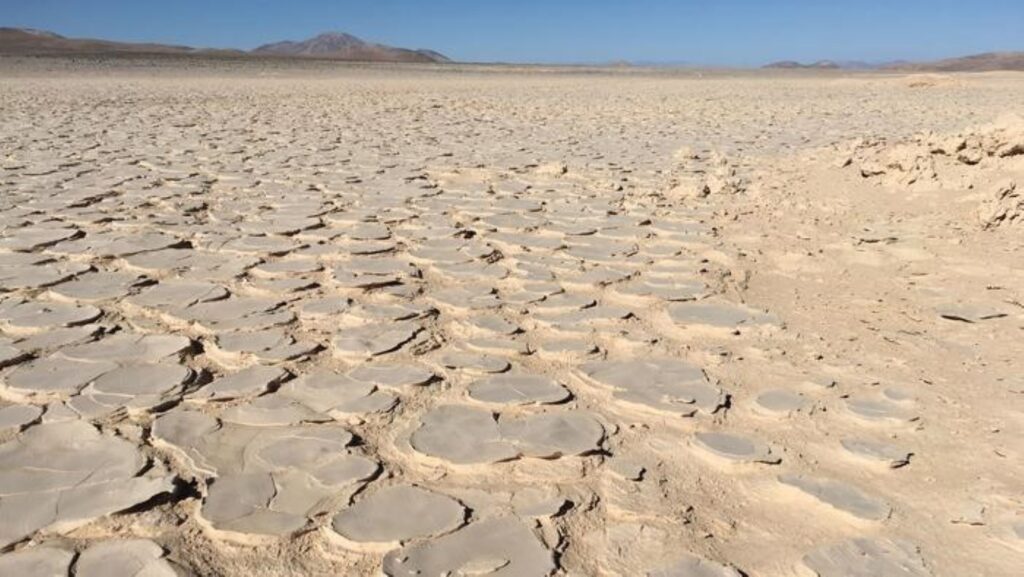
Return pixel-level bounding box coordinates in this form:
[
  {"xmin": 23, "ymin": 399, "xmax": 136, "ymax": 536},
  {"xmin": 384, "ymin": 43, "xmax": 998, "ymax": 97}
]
[{"xmin": 0, "ymin": 56, "xmax": 1021, "ymax": 576}]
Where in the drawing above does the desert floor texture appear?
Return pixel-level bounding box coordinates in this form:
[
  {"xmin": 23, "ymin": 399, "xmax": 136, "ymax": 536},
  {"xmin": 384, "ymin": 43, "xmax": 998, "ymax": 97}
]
[{"xmin": 0, "ymin": 58, "xmax": 1022, "ymax": 577}]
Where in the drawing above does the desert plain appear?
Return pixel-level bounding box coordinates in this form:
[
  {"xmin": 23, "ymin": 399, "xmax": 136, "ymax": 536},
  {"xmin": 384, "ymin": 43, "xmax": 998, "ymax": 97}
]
[{"xmin": 0, "ymin": 57, "xmax": 1022, "ymax": 576}]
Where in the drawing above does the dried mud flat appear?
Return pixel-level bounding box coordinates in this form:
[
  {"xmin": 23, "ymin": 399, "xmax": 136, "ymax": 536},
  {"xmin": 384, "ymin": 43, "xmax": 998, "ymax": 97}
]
[{"xmin": 0, "ymin": 57, "xmax": 1022, "ymax": 576}]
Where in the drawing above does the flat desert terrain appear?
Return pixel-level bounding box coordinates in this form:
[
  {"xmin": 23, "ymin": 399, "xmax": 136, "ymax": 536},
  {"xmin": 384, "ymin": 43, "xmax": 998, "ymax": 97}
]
[{"xmin": 0, "ymin": 57, "xmax": 1022, "ymax": 576}]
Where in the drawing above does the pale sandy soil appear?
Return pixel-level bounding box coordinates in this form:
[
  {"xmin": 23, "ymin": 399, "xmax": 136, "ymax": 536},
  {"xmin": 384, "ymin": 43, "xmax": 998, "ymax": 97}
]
[{"xmin": 0, "ymin": 57, "xmax": 1022, "ymax": 577}]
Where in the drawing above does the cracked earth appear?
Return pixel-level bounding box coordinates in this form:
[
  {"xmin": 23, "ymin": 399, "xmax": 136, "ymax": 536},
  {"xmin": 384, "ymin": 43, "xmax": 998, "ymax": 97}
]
[{"xmin": 0, "ymin": 58, "xmax": 1022, "ymax": 576}]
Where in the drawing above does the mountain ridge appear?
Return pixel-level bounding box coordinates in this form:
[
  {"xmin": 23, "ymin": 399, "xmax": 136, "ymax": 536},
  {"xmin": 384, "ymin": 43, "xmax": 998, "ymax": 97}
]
[
  {"xmin": 886, "ymin": 51, "xmax": 1024, "ymax": 72},
  {"xmin": 3, "ymin": 27, "xmax": 1022, "ymax": 70},
  {"xmin": 251, "ymin": 31, "xmax": 449, "ymax": 63},
  {"xmin": 0, "ymin": 27, "xmax": 450, "ymax": 63},
  {"xmin": 764, "ymin": 52, "xmax": 1024, "ymax": 71},
  {"xmin": 763, "ymin": 60, "xmax": 840, "ymax": 70},
  {"xmin": 0, "ymin": 27, "xmax": 199, "ymax": 55}
]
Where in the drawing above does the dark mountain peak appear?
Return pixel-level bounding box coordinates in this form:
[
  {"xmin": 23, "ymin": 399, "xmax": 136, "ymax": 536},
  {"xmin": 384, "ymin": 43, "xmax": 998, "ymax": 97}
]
[
  {"xmin": 269, "ymin": 31, "xmax": 367, "ymax": 54},
  {"xmin": 252, "ymin": 31, "xmax": 448, "ymax": 63},
  {"xmin": 311, "ymin": 31, "xmax": 364, "ymax": 43}
]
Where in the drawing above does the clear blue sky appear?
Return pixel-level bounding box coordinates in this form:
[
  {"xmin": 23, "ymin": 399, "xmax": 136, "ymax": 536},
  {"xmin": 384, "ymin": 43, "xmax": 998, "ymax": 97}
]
[{"xmin": 6, "ymin": 0, "xmax": 1023, "ymax": 65}]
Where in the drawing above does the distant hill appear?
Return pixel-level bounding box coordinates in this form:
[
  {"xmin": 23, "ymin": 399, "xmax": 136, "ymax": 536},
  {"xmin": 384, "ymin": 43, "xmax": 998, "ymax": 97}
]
[
  {"xmin": 252, "ymin": 32, "xmax": 448, "ymax": 63},
  {"xmin": 764, "ymin": 52, "xmax": 1024, "ymax": 72},
  {"xmin": 763, "ymin": 60, "xmax": 840, "ymax": 70},
  {"xmin": 4, "ymin": 27, "xmax": 1019, "ymax": 70},
  {"xmin": 0, "ymin": 27, "xmax": 202, "ymax": 55},
  {"xmin": 413, "ymin": 49, "xmax": 452, "ymax": 63},
  {"xmin": 887, "ymin": 52, "xmax": 1024, "ymax": 72},
  {"xmin": 0, "ymin": 27, "xmax": 449, "ymax": 63}
]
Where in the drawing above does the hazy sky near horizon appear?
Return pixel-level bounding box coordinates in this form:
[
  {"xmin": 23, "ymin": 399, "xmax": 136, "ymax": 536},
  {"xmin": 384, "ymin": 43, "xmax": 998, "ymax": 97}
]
[{"xmin": 6, "ymin": 0, "xmax": 1023, "ymax": 65}]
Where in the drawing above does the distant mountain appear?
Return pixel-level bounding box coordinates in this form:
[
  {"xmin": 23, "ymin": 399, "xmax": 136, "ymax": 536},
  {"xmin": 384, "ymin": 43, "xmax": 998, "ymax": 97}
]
[
  {"xmin": 0, "ymin": 27, "xmax": 449, "ymax": 63},
  {"xmin": 4, "ymin": 26, "xmax": 1019, "ymax": 71},
  {"xmin": 887, "ymin": 52, "xmax": 1024, "ymax": 72},
  {"xmin": 834, "ymin": 60, "xmax": 886, "ymax": 70},
  {"xmin": 763, "ymin": 52, "xmax": 1024, "ymax": 72},
  {"xmin": 413, "ymin": 49, "xmax": 452, "ymax": 63},
  {"xmin": 252, "ymin": 32, "xmax": 449, "ymax": 63},
  {"xmin": 0, "ymin": 27, "xmax": 202, "ymax": 55},
  {"xmin": 763, "ymin": 60, "xmax": 840, "ymax": 70},
  {"xmin": 253, "ymin": 31, "xmax": 365, "ymax": 56}
]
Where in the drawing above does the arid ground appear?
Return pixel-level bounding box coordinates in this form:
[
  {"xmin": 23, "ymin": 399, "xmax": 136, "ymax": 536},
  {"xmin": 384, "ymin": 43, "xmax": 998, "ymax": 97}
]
[{"xmin": 0, "ymin": 57, "xmax": 1022, "ymax": 576}]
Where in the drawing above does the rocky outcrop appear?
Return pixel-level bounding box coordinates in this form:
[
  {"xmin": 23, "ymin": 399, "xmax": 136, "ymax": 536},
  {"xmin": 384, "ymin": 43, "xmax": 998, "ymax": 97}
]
[
  {"xmin": 979, "ymin": 179, "xmax": 1022, "ymax": 229},
  {"xmin": 836, "ymin": 114, "xmax": 1024, "ymax": 193}
]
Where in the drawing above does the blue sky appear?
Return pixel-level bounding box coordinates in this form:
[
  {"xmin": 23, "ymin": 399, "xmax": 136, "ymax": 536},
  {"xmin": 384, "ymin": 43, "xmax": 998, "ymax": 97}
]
[{"xmin": 5, "ymin": 0, "xmax": 1023, "ymax": 65}]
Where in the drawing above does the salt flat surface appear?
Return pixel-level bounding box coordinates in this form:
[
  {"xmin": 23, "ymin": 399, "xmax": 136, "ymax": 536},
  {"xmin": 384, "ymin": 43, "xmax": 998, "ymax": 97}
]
[{"xmin": 0, "ymin": 57, "xmax": 1022, "ymax": 575}]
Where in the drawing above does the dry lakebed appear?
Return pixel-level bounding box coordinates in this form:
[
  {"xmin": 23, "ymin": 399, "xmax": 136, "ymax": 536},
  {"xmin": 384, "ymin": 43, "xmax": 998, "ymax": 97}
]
[{"xmin": 0, "ymin": 57, "xmax": 1022, "ymax": 576}]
